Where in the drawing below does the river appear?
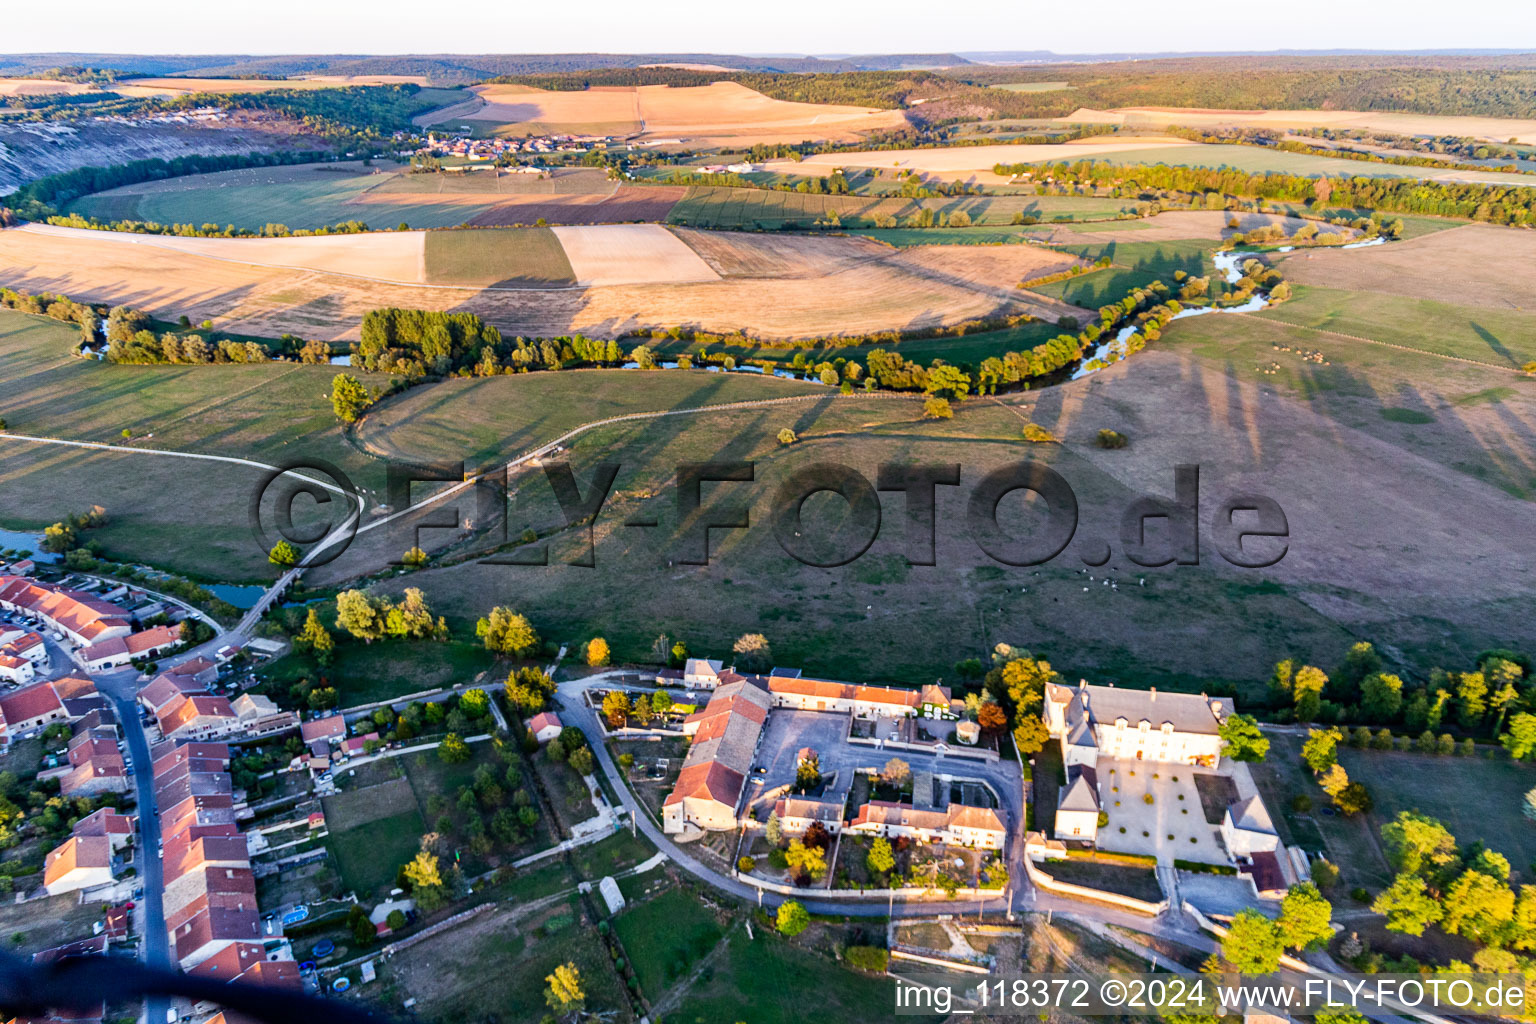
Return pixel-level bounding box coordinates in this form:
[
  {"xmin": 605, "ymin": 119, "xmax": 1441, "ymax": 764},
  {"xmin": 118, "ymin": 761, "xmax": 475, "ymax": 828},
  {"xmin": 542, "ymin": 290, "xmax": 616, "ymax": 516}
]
[{"xmin": 1069, "ymin": 239, "xmax": 1386, "ymax": 380}]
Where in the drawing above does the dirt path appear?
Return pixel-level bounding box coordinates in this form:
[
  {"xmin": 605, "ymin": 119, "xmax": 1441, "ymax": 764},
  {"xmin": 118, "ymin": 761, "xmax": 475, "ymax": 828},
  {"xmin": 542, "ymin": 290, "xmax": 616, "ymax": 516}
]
[{"xmin": 648, "ymin": 922, "xmax": 738, "ymax": 1019}]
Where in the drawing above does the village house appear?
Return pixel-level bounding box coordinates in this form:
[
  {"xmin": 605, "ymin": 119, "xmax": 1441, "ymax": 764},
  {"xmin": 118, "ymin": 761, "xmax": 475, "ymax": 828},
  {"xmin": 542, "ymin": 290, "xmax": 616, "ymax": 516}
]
[
  {"xmin": 42, "ymin": 834, "xmax": 115, "ymax": 895},
  {"xmin": 167, "ymin": 656, "xmax": 219, "ymax": 688},
  {"xmin": 0, "ymin": 679, "xmax": 69, "ymax": 740},
  {"xmin": 70, "ymin": 808, "xmax": 135, "ymax": 852},
  {"xmin": 0, "ymin": 630, "xmax": 49, "ymax": 671},
  {"xmin": 230, "ymin": 692, "xmax": 298, "ymax": 735},
  {"xmin": 299, "ymin": 714, "xmax": 346, "ymax": 748},
  {"xmin": 528, "ymin": 711, "xmax": 563, "ymax": 744},
  {"xmin": 0, "ymin": 576, "xmax": 132, "ymax": 647},
  {"xmin": 1044, "ymin": 681, "xmax": 1234, "ymax": 769},
  {"xmin": 60, "ymin": 728, "xmax": 129, "ymax": 797},
  {"xmin": 1222, "ymin": 795, "xmax": 1280, "ymax": 859},
  {"xmin": 139, "ymin": 671, "xmax": 207, "ymax": 714},
  {"xmin": 682, "ymin": 658, "xmax": 724, "ymax": 688},
  {"xmin": 156, "ymin": 693, "xmax": 238, "ymax": 741},
  {"xmin": 772, "ymin": 795, "xmax": 846, "ymax": 835},
  {"xmin": 847, "ymin": 801, "xmax": 1006, "ymax": 849},
  {"xmin": 662, "ymin": 673, "xmax": 771, "ymax": 835},
  {"xmin": 1054, "ymin": 764, "xmax": 1103, "ymax": 841},
  {"xmin": 0, "ymin": 654, "xmax": 34, "ymax": 686},
  {"xmin": 78, "ymin": 623, "xmax": 182, "ymax": 672},
  {"xmin": 767, "ymin": 674, "xmax": 961, "ymax": 720}
]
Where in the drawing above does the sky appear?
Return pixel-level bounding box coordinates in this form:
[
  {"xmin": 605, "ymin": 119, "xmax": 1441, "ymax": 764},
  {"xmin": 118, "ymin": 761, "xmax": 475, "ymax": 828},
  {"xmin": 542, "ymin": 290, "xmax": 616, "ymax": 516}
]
[{"xmin": 4, "ymin": 0, "xmax": 1535, "ymax": 56}]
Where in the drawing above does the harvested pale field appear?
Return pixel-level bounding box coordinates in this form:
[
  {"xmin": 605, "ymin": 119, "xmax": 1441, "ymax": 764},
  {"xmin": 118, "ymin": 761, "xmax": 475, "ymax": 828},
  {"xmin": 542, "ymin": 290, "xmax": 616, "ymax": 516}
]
[
  {"xmin": 430, "ymin": 81, "xmax": 907, "ymax": 143},
  {"xmin": 0, "ymin": 79, "xmax": 97, "ymax": 97},
  {"xmin": 766, "ymin": 137, "xmax": 1199, "ymax": 180},
  {"xmin": 109, "ymin": 76, "xmax": 418, "ymax": 98},
  {"xmin": 1027, "ymin": 210, "xmax": 1333, "ymax": 244},
  {"xmin": 464, "ymin": 187, "xmax": 686, "ymax": 226},
  {"xmin": 887, "ymin": 243, "xmax": 1084, "ymax": 293},
  {"xmin": 1277, "ymin": 223, "xmax": 1536, "ymax": 311},
  {"xmin": 11, "ymin": 223, "xmax": 429, "ymax": 284},
  {"xmin": 671, "ymin": 228, "xmax": 892, "ymax": 278},
  {"xmin": 0, "ymin": 223, "xmax": 1086, "ymax": 341},
  {"xmin": 1060, "ymin": 106, "xmax": 1536, "ymax": 145},
  {"xmin": 550, "ymin": 224, "xmax": 719, "ymax": 286}
]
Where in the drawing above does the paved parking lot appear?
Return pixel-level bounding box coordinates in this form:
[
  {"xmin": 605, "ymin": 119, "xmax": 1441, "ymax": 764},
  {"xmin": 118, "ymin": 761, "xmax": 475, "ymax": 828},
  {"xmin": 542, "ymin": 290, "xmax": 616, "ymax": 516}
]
[
  {"xmin": 1093, "ymin": 758, "xmax": 1227, "ymax": 866},
  {"xmin": 747, "ymin": 710, "xmax": 853, "ymax": 814}
]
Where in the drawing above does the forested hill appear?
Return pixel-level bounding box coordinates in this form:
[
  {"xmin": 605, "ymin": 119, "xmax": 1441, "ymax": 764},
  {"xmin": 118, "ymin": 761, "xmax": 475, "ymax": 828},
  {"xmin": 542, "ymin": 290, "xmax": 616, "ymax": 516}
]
[{"xmin": 0, "ymin": 52, "xmax": 974, "ymax": 82}]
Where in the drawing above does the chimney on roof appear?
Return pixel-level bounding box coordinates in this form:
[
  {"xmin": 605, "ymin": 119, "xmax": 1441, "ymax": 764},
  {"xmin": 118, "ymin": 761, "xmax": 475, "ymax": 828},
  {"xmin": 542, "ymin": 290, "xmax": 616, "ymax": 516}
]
[{"xmin": 1149, "ymin": 687, "xmax": 1156, "ymax": 703}]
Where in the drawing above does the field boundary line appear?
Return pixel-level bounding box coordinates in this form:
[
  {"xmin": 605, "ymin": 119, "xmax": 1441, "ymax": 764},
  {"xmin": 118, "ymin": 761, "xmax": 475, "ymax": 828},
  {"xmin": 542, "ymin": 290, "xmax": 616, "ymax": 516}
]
[{"xmin": 1249, "ymin": 313, "xmax": 1530, "ymax": 373}]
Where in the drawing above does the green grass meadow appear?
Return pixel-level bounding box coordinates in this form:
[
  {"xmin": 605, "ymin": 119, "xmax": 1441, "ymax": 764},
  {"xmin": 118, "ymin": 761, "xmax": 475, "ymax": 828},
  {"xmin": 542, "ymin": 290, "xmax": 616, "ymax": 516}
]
[
  {"xmin": 326, "ymin": 809, "xmax": 426, "ymax": 895},
  {"xmin": 423, "ymin": 227, "xmax": 575, "ymax": 286}
]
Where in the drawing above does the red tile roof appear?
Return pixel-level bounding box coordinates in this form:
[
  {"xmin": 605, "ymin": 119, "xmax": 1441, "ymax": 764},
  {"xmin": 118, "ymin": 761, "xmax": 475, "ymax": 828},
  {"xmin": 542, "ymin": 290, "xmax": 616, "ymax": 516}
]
[
  {"xmin": 43, "ymin": 835, "xmax": 112, "ymax": 888},
  {"xmin": 663, "ymin": 761, "xmax": 745, "ymax": 807},
  {"xmin": 0, "ymin": 682, "xmax": 65, "ymax": 726},
  {"xmin": 157, "ymin": 693, "xmax": 236, "ymax": 736},
  {"xmin": 299, "ymin": 715, "xmax": 346, "ymax": 742}
]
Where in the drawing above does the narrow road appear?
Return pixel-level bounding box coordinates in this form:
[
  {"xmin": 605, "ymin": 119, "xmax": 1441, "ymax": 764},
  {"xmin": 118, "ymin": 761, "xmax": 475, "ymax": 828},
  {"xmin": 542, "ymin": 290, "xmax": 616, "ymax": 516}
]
[{"xmin": 101, "ymin": 679, "xmax": 170, "ymax": 1024}]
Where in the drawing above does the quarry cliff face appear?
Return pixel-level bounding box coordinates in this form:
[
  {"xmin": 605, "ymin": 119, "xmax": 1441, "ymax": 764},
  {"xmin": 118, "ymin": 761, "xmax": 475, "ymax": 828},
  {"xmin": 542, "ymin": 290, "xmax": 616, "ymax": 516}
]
[{"xmin": 0, "ymin": 113, "xmax": 323, "ymax": 196}]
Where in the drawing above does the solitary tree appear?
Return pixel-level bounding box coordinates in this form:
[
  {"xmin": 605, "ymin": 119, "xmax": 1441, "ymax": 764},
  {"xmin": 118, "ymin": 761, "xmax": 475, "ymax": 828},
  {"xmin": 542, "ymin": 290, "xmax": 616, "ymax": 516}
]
[
  {"xmin": 335, "ymin": 589, "xmax": 385, "ymax": 643},
  {"xmin": 1276, "ymin": 882, "xmax": 1333, "ymax": 951},
  {"xmin": 650, "ymin": 690, "xmax": 672, "ymax": 719},
  {"xmin": 977, "ymin": 701, "xmax": 1008, "ymax": 733},
  {"xmin": 329, "ymin": 373, "xmax": 372, "ymax": 423},
  {"xmin": 438, "ymin": 733, "xmax": 471, "ymax": 764},
  {"xmin": 544, "ymin": 962, "xmax": 585, "ymax": 1018},
  {"xmin": 585, "ymin": 637, "xmax": 610, "ymax": 668},
  {"xmin": 296, "ymin": 607, "xmax": 334, "ymax": 666},
  {"xmin": 732, "ymin": 633, "xmax": 772, "ymax": 673},
  {"xmin": 268, "ymin": 540, "xmax": 300, "ymax": 568},
  {"xmin": 882, "ymin": 758, "xmax": 911, "ymax": 789},
  {"xmin": 602, "ymin": 691, "xmax": 632, "ymax": 729},
  {"xmin": 1372, "ymin": 874, "xmax": 1444, "ymax": 935},
  {"xmin": 867, "ymin": 836, "xmax": 896, "ymax": 876},
  {"xmin": 776, "ymin": 900, "xmax": 810, "ymax": 936},
  {"xmin": 786, "ymin": 839, "xmax": 828, "ymax": 881},
  {"xmin": 476, "ymin": 607, "xmax": 539, "ymax": 657}
]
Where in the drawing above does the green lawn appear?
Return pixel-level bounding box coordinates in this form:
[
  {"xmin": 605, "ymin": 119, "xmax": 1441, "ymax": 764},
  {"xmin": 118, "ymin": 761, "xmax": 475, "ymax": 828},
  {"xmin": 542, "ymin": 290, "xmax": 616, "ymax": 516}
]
[
  {"xmin": 423, "ymin": 226, "xmax": 575, "ymax": 286},
  {"xmin": 612, "ymin": 887, "xmax": 725, "ymax": 999},
  {"xmin": 569, "ymin": 830, "xmax": 655, "ymax": 880},
  {"xmin": 1340, "ymin": 746, "xmax": 1536, "ymax": 877},
  {"xmin": 1256, "ymin": 285, "xmax": 1536, "ymax": 369},
  {"xmin": 350, "ymin": 367, "xmax": 826, "ymax": 469},
  {"xmin": 258, "ymin": 639, "xmax": 496, "ymax": 708},
  {"xmin": 66, "ymin": 160, "xmax": 501, "ymax": 231},
  {"xmin": 672, "ymin": 927, "xmax": 918, "ymax": 1024},
  {"xmin": 326, "ymin": 809, "xmax": 424, "ymax": 896},
  {"xmin": 352, "ymin": 392, "xmax": 1361, "ymax": 698},
  {"xmin": 0, "ymin": 309, "xmax": 390, "ymax": 579},
  {"xmin": 1030, "ymin": 239, "xmax": 1214, "ymax": 306}
]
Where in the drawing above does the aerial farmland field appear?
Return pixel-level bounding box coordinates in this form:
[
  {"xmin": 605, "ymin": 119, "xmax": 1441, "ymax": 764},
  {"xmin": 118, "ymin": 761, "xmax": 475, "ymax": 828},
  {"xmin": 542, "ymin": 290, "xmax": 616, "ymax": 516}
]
[{"xmin": 419, "ymin": 80, "xmax": 908, "ymax": 143}]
